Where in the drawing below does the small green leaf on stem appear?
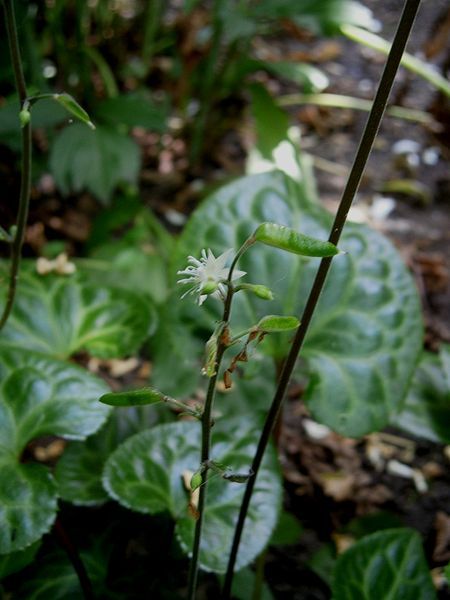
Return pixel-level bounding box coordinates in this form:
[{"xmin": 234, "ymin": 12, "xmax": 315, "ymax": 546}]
[
  {"xmin": 256, "ymin": 315, "xmax": 300, "ymax": 333},
  {"xmin": 99, "ymin": 387, "xmax": 165, "ymax": 406},
  {"xmin": 236, "ymin": 283, "xmax": 274, "ymax": 301},
  {"xmin": 53, "ymin": 93, "xmax": 95, "ymax": 129},
  {"xmin": 254, "ymin": 222, "xmax": 339, "ymax": 257}
]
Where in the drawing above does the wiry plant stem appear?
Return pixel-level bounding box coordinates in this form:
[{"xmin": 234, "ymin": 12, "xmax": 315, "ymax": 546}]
[
  {"xmin": 187, "ymin": 240, "xmax": 253, "ymax": 599},
  {"xmin": 222, "ymin": 0, "xmax": 422, "ymax": 596},
  {"xmin": 0, "ymin": 0, "xmax": 32, "ymax": 331}
]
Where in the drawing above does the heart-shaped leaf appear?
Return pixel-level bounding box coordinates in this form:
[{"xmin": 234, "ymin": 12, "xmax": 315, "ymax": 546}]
[
  {"xmin": 0, "ymin": 349, "xmax": 109, "ymax": 553},
  {"xmin": 0, "ymin": 266, "xmax": 152, "ymax": 359},
  {"xmin": 332, "ymin": 528, "xmax": 436, "ymax": 599},
  {"xmin": 391, "ymin": 345, "xmax": 450, "ymax": 443},
  {"xmin": 103, "ymin": 419, "xmax": 282, "ymax": 572},
  {"xmin": 167, "ymin": 171, "xmax": 422, "ymax": 437},
  {"xmin": 50, "ymin": 124, "xmax": 140, "ymax": 203}
]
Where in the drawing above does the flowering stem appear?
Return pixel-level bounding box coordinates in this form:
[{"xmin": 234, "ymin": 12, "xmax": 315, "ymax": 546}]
[
  {"xmin": 0, "ymin": 0, "xmax": 32, "ymax": 331},
  {"xmin": 187, "ymin": 239, "xmax": 252, "ymax": 599},
  {"xmin": 222, "ymin": 0, "xmax": 422, "ymax": 596}
]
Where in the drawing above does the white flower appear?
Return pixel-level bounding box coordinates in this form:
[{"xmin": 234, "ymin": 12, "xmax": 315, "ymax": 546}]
[{"xmin": 177, "ymin": 248, "xmax": 246, "ymax": 305}]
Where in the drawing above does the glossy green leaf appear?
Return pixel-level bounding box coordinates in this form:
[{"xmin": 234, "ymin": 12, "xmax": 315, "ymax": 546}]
[
  {"xmin": 50, "ymin": 124, "xmax": 140, "ymax": 203},
  {"xmin": 170, "ymin": 171, "xmax": 422, "ymax": 436},
  {"xmin": 96, "ymin": 91, "xmax": 168, "ymax": 132},
  {"xmin": 103, "ymin": 419, "xmax": 282, "ymax": 572},
  {"xmin": 0, "ymin": 540, "xmax": 40, "ymax": 580},
  {"xmin": 257, "ymin": 315, "xmax": 299, "ymax": 333},
  {"xmin": 100, "ymin": 387, "xmax": 166, "ymax": 407},
  {"xmin": 392, "ymin": 346, "xmax": 450, "ymax": 443},
  {"xmin": 332, "ymin": 528, "xmax": 436, "ymax": 600},
  {"xmin": 0, "ymin": 461, "xmax": 57, "ymax": 554},
  {"xmin": 0, "ymin": 348, "xmax": 109, "ymax": 551},
  {"xmin": 55, "ymin": 407, "xmax": 164, "ymax": 507},
  {"xmin": 254, "ymin": 222, "xmax": 339, "ymax": 257},
  {"xmin": 0, "ymin": 350, "xmax": 109, "ymax": 454},
  {"xmin": 54, "ymin": 420, "xmax": 117, "ymax": 507},
  {"xmin": 52, "ymin": 93, "xmax": 95, "ymax": 129},
  {"xmin": 0, "ymin": 266, "xmax": 152, "ymax": 359}
]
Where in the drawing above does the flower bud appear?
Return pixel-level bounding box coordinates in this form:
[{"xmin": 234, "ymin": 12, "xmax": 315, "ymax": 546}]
[
  {"xmin": 254, "ymin": 222, "xmax": 339, "ymax": 257},
  {"xmin": 19, "ymin": 109, "xmax": 31, "ymax": 127},
  {"xmin": 257, "ymin": 315, "xmax": 300, "ymax": 333}
]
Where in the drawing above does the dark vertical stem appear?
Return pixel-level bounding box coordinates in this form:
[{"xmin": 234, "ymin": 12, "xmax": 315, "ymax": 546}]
[
  {"xmin": 0, "ymin": 0, "xmax": 32, "ymax": 331},
  {"xmin": 187, "ymin": 246, "xmax": 248, "ymax": 599},
  {"xmin": 53, "ymin": 517, "xmax": 94, "ymax": 600},
  {"xmin": 222, "ymin": 0, "xmax": 422, "ymax": 596}
]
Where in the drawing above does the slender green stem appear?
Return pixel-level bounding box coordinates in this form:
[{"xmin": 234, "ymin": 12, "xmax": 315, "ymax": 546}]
[
  {"xmin": 278, "ymin": 92, "xmax": 433, "ymax": 125},
  {"xmin": 187, "ymin": 239, "xmax": 252, "ymax": 599},
  {"xmin": 0, "ymin": 0, "xmax": 32, "ymax": 331},
  {"xmin": 341, "ymin": 23, "xmax": 450, "ymax": 98},
  {"xmin": 222, "ymin": 0, "xmax": 422, "ymax": 596}
]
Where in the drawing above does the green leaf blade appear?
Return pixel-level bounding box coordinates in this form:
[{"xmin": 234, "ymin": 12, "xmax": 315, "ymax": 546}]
[
  {"xmin": 0, "ymin": 461, "xmax": 57, "ymax": 554},
  {"xmin": 50, "ymin": 124, "xmax": 140, "ymax": 204},
  {"xmin": 254, "ymin": 222, "xmax": 339, "ymax": 257},
  {"xmin": 99, "ymin": 387, "xmax": 165, "ymax": 407},
  {"xmin": 257, "ymin": 315, "xmax": 299, "ymax": 333},
  {"xmin": 332, "ymin": 528, "xmax": 437, "ymax": 600},
  {"xmin": 169, "ymin": 172, "xmax": 422, "ymax": 436},
  {"xmin": 0, "ymin": 266, "xmax": 153, "ymax": 360},
  {"xmin": 53, "ymin": 93, "xmax": 95, "ymax": 129},
  {"xmin": 103, "ymin": 419, "xmax": 282, "ymax": 572}
]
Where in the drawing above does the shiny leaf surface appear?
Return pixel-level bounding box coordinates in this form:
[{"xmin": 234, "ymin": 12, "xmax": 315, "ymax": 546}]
[
  {"xmin": 103, "ymin": 419, "xmax": 282, "ymax": 572},
  {"xmin": 0, "ymin": 266, "xmax": 152, "ymax": 359},
  {"xmin": 169, "ymin": 172, "xmax": 422, "ymax": 436},
  {"xmin": 392, "ymin": 345, "xmax": 450, "ymax": 443},
  {"xmin": 332, "ymin": 528, "xmax": 436, "ymax": 599}
]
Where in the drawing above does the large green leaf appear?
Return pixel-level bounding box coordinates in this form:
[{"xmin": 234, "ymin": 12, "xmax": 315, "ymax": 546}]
[
  {"xmin": 332, "ymin": 528, "xmax": 436, "ymax": 599},
  {"xmin": 0, "ymin": 349, "xmax": 109, "ymax": 553},
  {"xmin": 0, "ymin": 266, "xmax": 152, "ymax": 359},
  {"xmin": 95, "ymin": 91, "xmax": 169, "ymax": 132},
  {"xmin": 55, "ymin": 406, "xmax": 164, "ymax": 506},
  {"xmin": 103, "ymin": 419, "xmax": 282, "ymax": 572},
  {"xmin": 0, "ymin": 349, "xmax": 109, "ymax": 453},
  {"xmin": 0, "ymin": 540, "xmax": 40, "ymax": 580},
  {"xmin": 168, "ymin": 171, "xmax": 422, "ymax": 437},
  {"xmin": 0, "ymin": 461, "xmax": 57, "ymax": 555},
  {"xmin": 49, "ymin": 124, "xmax": 141, "ymax": 203},
  {"xmin": 391, "ymin": 345, "xmax": 450, "ymax": 443}
]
